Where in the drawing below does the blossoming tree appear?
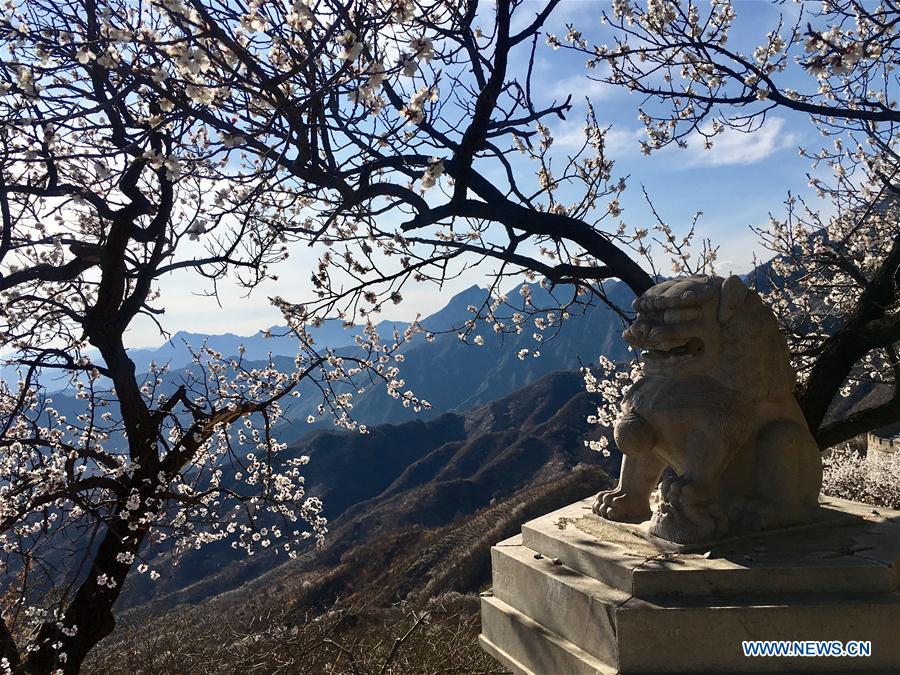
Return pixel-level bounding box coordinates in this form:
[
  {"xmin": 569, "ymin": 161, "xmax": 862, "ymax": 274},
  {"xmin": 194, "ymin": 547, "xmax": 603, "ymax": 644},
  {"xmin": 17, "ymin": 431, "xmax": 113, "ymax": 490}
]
[
  {"xmin": 552, "ymin": 0, "xmax": 899, "ymax": 448},
  {"xmin": 124, "ymin": 0, "xmax": 658, "ymax": 306},
  {"xmin": 2, "ymin": 0, "xmax": 900, "ymax": 670},
  {"xmin": 0, "ymin": 0, "xmax": 426, "ymax": 671}
]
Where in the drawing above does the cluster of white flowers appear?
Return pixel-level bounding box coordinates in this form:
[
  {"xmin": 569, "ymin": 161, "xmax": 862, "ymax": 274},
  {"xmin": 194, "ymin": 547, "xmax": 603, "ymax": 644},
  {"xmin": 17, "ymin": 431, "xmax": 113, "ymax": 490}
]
[
  {"xmin": 803, "ymin": 26, "xmax": 882, "ymax": 79},
  {"xmin": 419, "ymin": 157, "xmax": 444, "ymax": 190},
  {"xmin": 409, "ymin": 36, "xmax": 433, "ymax": 62},
  {"xmin": 400, "ymin": 85, "xmax": 439, "ymax": 125},
  {"xmin": 757, "ymin": 196, "xmax": 898, "ymax": 393},
  {"xmin": 143, "ymin": 150, "xmax": 182, "ymax": 180},
  {"xmin": 536, "ymin": 166, "xmax": 555, "ymax": 193},
  {"xmin": 348, "ymin": 60, "xmax": 388, "ymax": 112},
  {"xmin": 639, "ymin": 0, "xmax": 677, "ymax": 33},
  {"xmin": 240, "ymin": 3, "xmax": 268, "ymax": 33},
  {"xmin": 287, "ymin": 0, "xmax": 314, "ymax": 31},
  {"xmin": 582, "ymin": 356, "xmax": 643, "ymax": 456},
  {"xmin": 337, "ymin": 30, "xmax": 365, "ymax": 62}
]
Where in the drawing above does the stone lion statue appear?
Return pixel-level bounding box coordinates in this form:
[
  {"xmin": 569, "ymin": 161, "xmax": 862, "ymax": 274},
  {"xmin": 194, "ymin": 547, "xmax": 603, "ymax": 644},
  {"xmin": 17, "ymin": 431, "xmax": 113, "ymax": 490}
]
[{"xmin": 593, "ymin": 274, "xmax": 822, "ymax": 544}]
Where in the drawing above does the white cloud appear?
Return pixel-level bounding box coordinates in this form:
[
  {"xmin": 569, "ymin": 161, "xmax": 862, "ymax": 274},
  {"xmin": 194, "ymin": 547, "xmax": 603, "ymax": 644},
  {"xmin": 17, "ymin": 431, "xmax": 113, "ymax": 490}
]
[
  {"xmin": 552, "ymin": 120, "xmax": 589, "ymax": 149},
  {"xmin": 705, "ymin": 228, "xmax": 765, "ymax": 276},
  {"xmin": 552, "ymin": 119, "xmax": 643, "ymax": 157},
  {"xmin": 682, "ymin": 117, "xmax": 797, "ymax": 168},
  {"xmin": 604, "ymin": 126, "xmax": 644, "ymax": 156}
]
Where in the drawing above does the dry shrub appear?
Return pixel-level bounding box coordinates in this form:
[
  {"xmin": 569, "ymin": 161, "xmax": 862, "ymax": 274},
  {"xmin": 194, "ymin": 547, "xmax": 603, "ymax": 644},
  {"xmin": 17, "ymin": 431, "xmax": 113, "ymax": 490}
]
[
  {"xmin": 822, "ymin": 444, "xmax": 900, "ymax": 509},
  {"xmin": 84, "ymin": 594, "xmax": 505, "ymax": 675}
]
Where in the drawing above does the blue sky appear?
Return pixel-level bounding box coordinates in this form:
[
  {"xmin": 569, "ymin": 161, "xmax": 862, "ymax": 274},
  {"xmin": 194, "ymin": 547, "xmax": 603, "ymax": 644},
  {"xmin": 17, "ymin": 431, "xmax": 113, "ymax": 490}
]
[{"xmin": 131, "ymin": 0, "xmax": 824, "ymax": 347}]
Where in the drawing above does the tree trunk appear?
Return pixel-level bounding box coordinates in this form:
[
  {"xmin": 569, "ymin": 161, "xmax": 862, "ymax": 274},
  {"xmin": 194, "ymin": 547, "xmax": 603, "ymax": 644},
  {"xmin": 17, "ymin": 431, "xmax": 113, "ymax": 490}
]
[
  {"xmin": 21, "ymin": 518, "xmax": 145, "ymax": 674},
  {"xmin": 799, "ymin": 234, "xmax": 900, "ymax": 447}
]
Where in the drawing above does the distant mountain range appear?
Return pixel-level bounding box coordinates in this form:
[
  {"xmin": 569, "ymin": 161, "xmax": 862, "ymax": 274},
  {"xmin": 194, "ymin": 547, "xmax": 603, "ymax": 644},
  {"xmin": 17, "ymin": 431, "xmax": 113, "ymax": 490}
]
[
  {"xmin": 334, "ymin": 281, "xmax": 635, "ymax": 429},
  {"xmin": 122, "ymin": 282, "xmax": 634, "ymax": 425},
  {"xmin": 36, "ymin": 281, "xmax": 635, "ymax": 439},
  {"xmin": 236, "ymin": 282, "xmax": 632, "ymax": 433},
  {"xmin": 123, "ymin": 318, "xmax": 410, "ymax": 377},
  {"xmin": 117, "ymin": 369, "xmax": 619, "ymax": 614}
]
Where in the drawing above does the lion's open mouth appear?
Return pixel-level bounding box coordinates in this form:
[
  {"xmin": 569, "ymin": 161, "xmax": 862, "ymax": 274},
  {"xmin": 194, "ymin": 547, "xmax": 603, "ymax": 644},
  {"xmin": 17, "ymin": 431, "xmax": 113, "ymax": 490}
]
[{"xmin": 642, "ymin": 337, "xmax": 705, "ymax": 361}]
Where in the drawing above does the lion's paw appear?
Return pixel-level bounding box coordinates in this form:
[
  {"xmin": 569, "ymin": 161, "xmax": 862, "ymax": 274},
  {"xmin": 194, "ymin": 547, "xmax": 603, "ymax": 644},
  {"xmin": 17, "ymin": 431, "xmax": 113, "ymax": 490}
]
[
  {"xmin": 659, "ymin": 475, "xmax": 712, "ymax": 508},
  {"xmin": 650, "ymin": 502, "xmax": 718, "ymax": 544},
  {"xmin": 592, "ymin": 489, "xmax": 652, "ymax": 523}
]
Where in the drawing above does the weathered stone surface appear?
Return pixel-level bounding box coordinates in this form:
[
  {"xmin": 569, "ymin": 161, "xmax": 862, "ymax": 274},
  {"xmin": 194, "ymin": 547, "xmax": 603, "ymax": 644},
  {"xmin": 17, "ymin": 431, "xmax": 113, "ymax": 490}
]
[
  {"xmin": 615, "ymin": 594, "xmax": 900, "ymax": 673},
  {"xmin": 522, "ymin": 497, "xmax": 899, "ymax": 597},
  {"xmin": 491, "ymin": 538, "xmax": 627, "ymax": 662},
  {"xmin": 480, "ymin": 596, "xmax": 615, "ymax": 675},
  {"xmin": 481, "ymin": 496, "xmax": 900, "ymax": 673},
  {"xmin": 594, "ymin": 275, "xmax": 823, "ymax": 544}
]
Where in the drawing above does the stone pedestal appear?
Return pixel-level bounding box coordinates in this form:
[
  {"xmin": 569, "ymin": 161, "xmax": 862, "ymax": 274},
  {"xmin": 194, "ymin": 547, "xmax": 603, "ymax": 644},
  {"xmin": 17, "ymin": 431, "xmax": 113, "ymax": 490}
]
[{"xmin": 479, "ymin": 497, "xmax": 900, "ymax": 673}]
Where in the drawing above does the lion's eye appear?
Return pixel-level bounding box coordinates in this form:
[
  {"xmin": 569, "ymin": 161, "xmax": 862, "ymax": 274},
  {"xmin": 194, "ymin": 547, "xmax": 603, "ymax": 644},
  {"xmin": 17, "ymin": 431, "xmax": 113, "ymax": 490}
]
[{"xmin": 663, "ymin": 307, "xmax": 702, "ymax": 324}]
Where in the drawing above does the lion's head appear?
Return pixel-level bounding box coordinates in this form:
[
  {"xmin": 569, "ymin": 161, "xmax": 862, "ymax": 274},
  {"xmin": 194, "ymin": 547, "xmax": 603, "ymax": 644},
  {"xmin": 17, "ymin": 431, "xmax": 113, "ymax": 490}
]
[{"xmin": 624, "ymin": 275, "xmax": 795, "ymax": 400}]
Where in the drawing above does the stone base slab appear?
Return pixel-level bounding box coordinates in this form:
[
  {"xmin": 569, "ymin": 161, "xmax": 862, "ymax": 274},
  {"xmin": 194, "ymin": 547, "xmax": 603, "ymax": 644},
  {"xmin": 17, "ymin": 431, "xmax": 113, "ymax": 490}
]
[
  {"xmin": 480, "ymin": 596, "xmax": 615, "ymax": 675},
  {"xmin": 480, "ymin": 497, "xmax": 900, "ymax": 673}
]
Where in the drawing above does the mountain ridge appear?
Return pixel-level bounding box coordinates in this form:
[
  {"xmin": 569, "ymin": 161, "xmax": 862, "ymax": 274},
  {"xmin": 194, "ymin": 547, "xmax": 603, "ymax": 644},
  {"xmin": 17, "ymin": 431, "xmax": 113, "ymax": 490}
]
[{"xmin": 115, "ymin": 368, "xmax": 617, "ymax": 615}]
